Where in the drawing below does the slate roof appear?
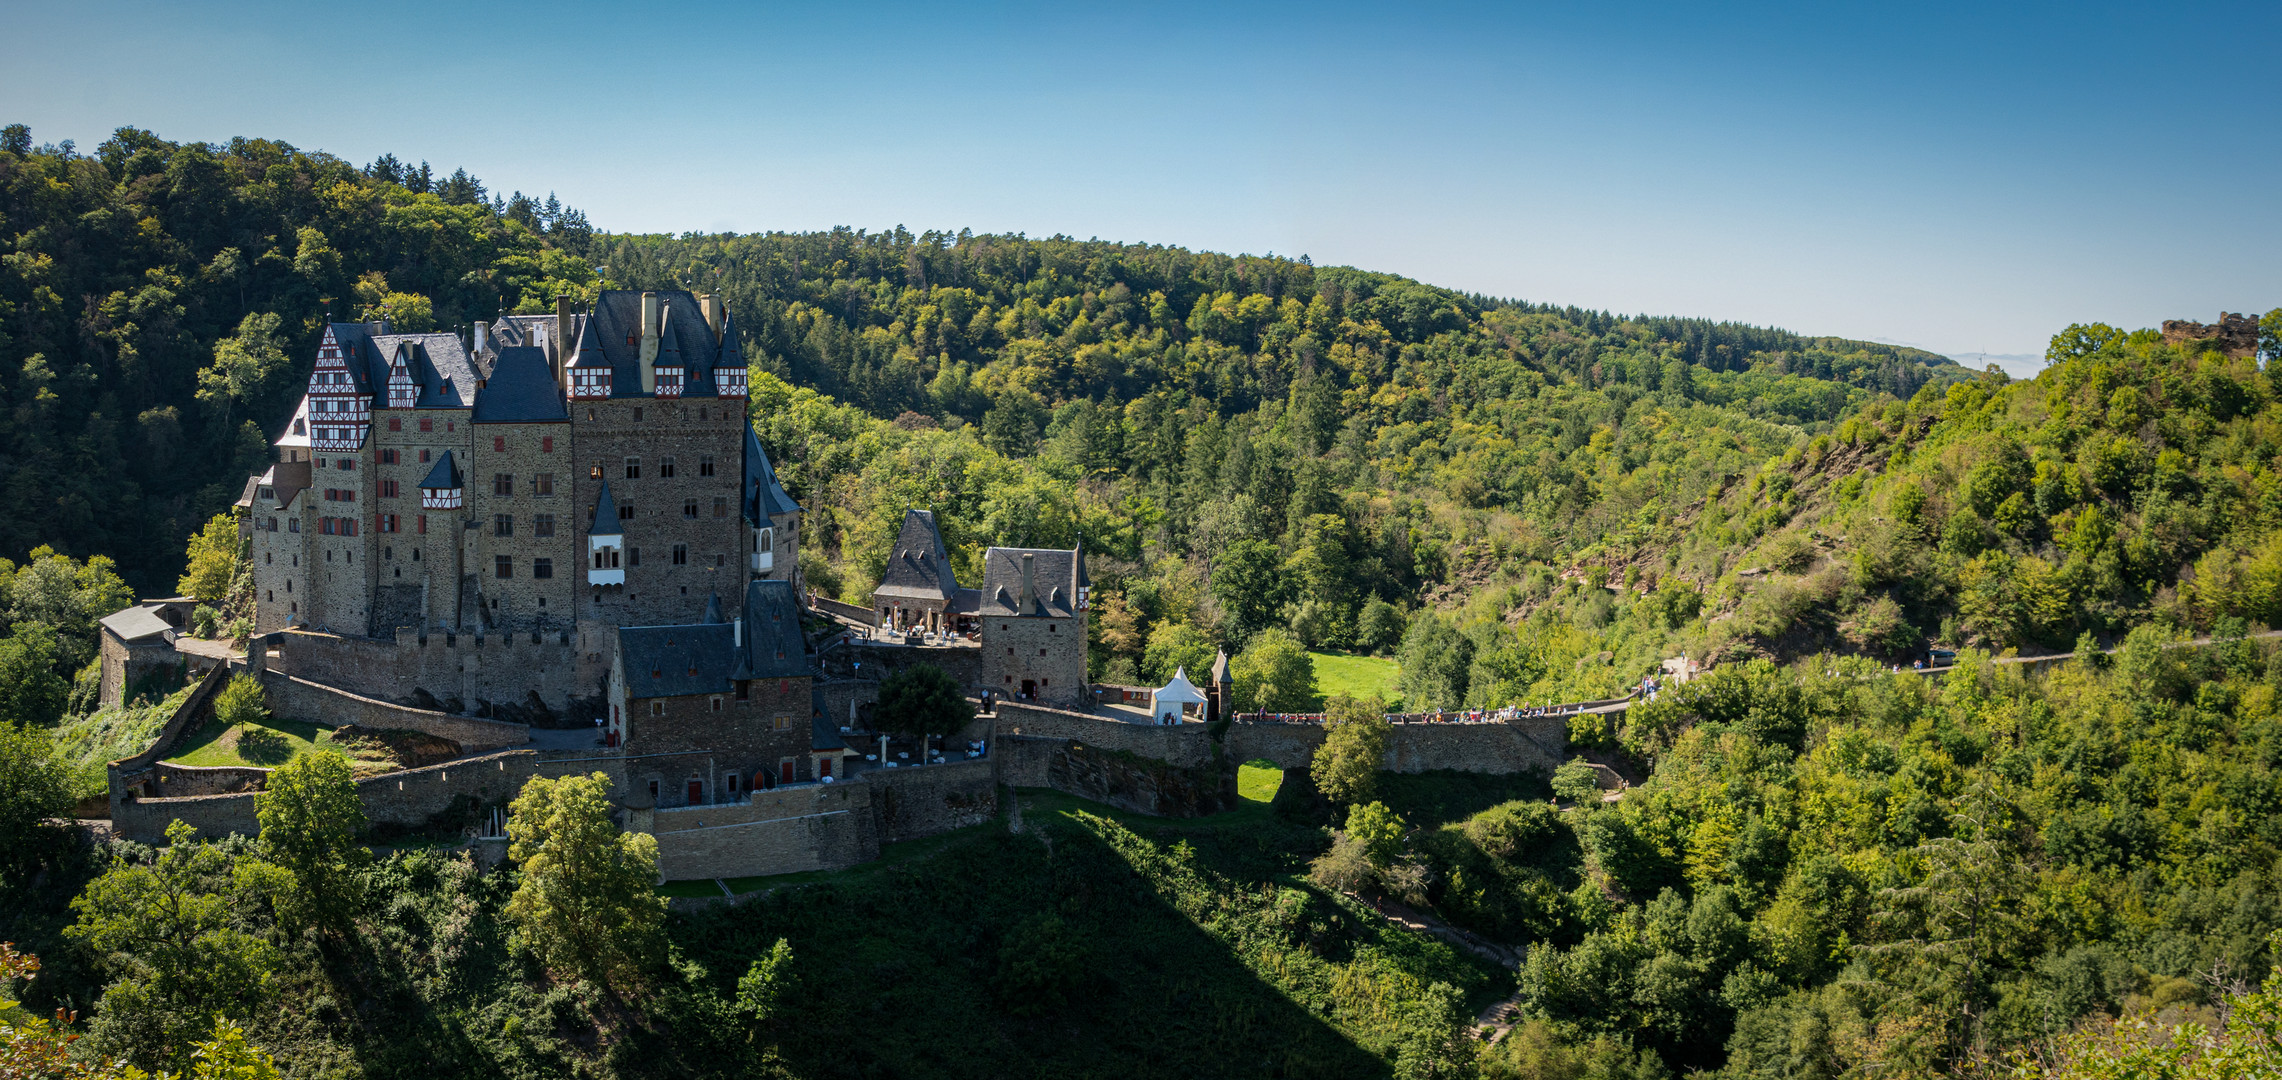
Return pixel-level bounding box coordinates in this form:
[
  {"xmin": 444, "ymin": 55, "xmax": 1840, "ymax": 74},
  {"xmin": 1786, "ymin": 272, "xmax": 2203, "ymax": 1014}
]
[
  {"xmin": 874, "ymin": 510, "xmax": 958, "ymax": 601},
  {"xmin": 99, "ymin": 605, "xmax": 173, "ymax": 643},
  {"xmin": 976, "ymin": 546, "xmax": 1086, "ymax": 617},
  {"xmin": 732, "ymin": 579, "xmax": 810, "ymax": 680},
  {"xmin": 811, "ymin": 715, "xmax": 847, "ymax": 752},
  {"xmin": 590, "ymin": 481, "xmax": 622, "ymax": 537},
  {"xmin": 701, "ymin": 593, "xmax": 724, "ymax": 624},
  {"xmin": 619, "ymin": 623, "xmax": 737, "ymax": 698},
  {"xmin": 325, "ymin": 322, "xmax": 477, "ymax": 410},
  {"xmin": 419, "ymin": 450, "xmax": 462, "ymax": 491},
  {"xmin": 471, "ymin": 346, "xmax": 569, "ymax": 424},
  {"xmin": 586, "ymin": 289, "xmax": 742, "ymax": 398},
  {"xmin": 743, "ymin": 424, "xmax": 800, "ymax": 523},
  {"xmin": 1210, "ymin": 648, "xmax": 1232, "ymax": 685},
  {"xmin": 565, "ymin": 316, "xmax": 608, "ymax": 372},
  {"xmin": 620, "ymin": 579, "xmax": 811, "ymax": 699}
]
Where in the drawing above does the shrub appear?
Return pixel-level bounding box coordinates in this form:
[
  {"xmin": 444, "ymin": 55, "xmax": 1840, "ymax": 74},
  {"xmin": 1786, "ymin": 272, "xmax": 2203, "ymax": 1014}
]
[{"xmin": 1552, "ymin": 759, "xmax": 1604, "ymax": 804}]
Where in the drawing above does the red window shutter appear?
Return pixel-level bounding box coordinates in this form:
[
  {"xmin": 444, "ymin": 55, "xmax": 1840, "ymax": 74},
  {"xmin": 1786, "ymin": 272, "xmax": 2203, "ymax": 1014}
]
[
  {"xmin": 541, "ymin": 436, "xmax": 553, "ymax": 453},
  {"xmin": 494, "ymin": 436, "xmax": 506, "ymax": 452}
]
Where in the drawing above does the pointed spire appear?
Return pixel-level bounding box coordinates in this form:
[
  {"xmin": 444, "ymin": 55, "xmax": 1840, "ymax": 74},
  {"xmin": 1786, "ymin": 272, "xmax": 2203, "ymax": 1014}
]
[
  {"xmin": 656, "ymin": 308, "xmax": 682, "ymax": 367},
  {"xmin": 717, "ymin": 306, "xmax": 743, "ymax": 368},
  {"xmin": 590, "ymin": 480, "xmax": 623, "ymax": 537},
  {"xmin": 702, "ymin": 592, "xmax": 724, "ymax": 623},
  {"xmin": 567, "ymin": 315, "xmax": 605, "ymax": 368}
]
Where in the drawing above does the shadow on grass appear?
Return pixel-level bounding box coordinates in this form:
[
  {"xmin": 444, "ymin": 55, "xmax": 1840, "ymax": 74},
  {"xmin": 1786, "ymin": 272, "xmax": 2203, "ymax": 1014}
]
[{"xmin": 167, "ymin": 715, "xmax": 336, "ymax": 769}]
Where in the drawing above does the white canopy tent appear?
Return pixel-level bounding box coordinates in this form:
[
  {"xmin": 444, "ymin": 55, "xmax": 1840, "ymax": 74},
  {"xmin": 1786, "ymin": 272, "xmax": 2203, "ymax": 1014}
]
[{"xmin": 1152, "ymin": 666, "xmax": 1209, "ymax": 725}]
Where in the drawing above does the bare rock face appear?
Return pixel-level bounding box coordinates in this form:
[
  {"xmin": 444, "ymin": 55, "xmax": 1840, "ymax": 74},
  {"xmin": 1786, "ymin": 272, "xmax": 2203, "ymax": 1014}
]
[{"xmin": 2161, "ymin": 312, "xmax": 2261, "ymax": 358}]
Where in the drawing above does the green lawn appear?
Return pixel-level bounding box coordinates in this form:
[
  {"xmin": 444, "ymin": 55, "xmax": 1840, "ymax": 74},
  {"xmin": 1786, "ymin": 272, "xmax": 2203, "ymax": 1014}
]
[
  {"xmin": 167, "ymin": 715, "xmax": 358, "ymax": 769},
  {"xmin": 1237, "ymin": 759, "xmax": 1284, "ymax": 803},
  {"xmin": 1310, "ymin": 650, "xmax": 1401, "ymax": 707}
]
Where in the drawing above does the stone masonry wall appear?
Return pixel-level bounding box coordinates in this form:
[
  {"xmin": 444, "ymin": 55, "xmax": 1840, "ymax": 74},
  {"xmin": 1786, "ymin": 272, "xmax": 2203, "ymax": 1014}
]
[
  {"xmin": 978, "ymin": 615, "xmax": 1087, "ymax": 706},
  {"xmin": 864, "ymin": 758, "xmax": 998, "ymax": 843},
  {"xmin": 259, "ymin": 671, "xmax": 530, "ymax": 751},
  {"xmin": 271, "ymin": 627, "xmax": 588, "ymax": 717},
  {"xmin": 993, "ymin": 702, "xmax": 1213, "ymax": 767},
  {"xmin": 467, "ymin": 420, "xmax": 578, "ymax": 635},
  {"xmin": 644, "ymin": 780, "xmax": 876, "ymax": 880},
  {"xmin": 1225, "ymin": 716, "xmax": 1568, "ymax": 775},
  {"xmin": 820, "ymin": 640, "xmax": 982, "ymax": 688},
  {"xmin": 1044, "ymin": 743, "xmax": 1234, "ymax": 818},
  {"xmin": 150, "ymin": 762, "xmax": 269, "ymax": 797}
]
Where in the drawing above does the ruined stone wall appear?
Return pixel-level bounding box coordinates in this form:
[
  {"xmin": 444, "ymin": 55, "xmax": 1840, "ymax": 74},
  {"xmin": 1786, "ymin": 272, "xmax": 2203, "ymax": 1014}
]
[
  {"xmin": 644, "ymin": 781, "xmax": 875, "ymax": 880},
  {"xmin": 271, "ymin": 627, "xmax": 588, "ymax": 718},
  {"xmin": 257, "ymin": 670, "xmax": 530, "ymax": 751},
  {"xmin": 864, "ymin": 758, "xmax": 998, "ymax": 843},
  {"xmin": 993, "ymin": 702, "xmax": 1213, "ymax": 767},
  {"xmin": 150, "ymin": 762, "xmax": 268, "ymax": 797}
]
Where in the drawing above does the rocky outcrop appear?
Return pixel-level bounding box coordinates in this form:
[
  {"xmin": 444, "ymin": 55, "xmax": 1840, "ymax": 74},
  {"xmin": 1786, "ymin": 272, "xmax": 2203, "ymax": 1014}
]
[{"xmin": 2161, "ymin": 312, "xmax": 2261, "ymax": 358}]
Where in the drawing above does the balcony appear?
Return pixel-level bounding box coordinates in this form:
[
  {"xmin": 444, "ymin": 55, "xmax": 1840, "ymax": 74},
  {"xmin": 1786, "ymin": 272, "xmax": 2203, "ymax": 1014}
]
[{"xmin": 751, "ymin": 549, "xmax": 774, "ymax": 573}]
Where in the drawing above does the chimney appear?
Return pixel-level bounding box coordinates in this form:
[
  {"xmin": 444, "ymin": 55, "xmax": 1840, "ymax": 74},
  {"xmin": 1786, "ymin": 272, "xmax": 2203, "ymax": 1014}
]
[
  {"xmin": 553, "ymin": 296, "xmax": 573, "ymax": 389},
  {"xmin": 472, "ymin": 320, "xmax": 490, "ymax": 357},
  {"xmin": 702, "ymin": 293, "xmax": 726, "ymax": 343},
  {"xmin": 1020, "ymin": 552, "xmax": 1035, "ymax": 614},
  {"xmin": 639, "ymin": 291, "xmax": 662, "ymax": 393}
]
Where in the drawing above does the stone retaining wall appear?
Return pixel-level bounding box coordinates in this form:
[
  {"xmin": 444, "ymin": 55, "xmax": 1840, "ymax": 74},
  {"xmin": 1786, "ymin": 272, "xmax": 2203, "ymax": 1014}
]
[
  {"xmin": 150, "ymin": 762, "xmax": 268, "ymax": 797},
  {"xmin": 866, "ymin": 758, "xmax": 998, "ymax": 843},
  {"xmin": 643, "ymin": 781, "xmax": 876, "ymax": 880},
  {"xmin": 1043, "ymin": 743, "xmax": 1233, "ymax": 818},
  {"xmin": 1226, "ymin": 716, "xmax": 1566, "ymax": 774},
  {"xmin": 992, "ymin": 702, "xmax": 1214, "ymax": 767},
  {"xmin": 259, "ymin": 671, "xmax": 530, "ymax": 752}
]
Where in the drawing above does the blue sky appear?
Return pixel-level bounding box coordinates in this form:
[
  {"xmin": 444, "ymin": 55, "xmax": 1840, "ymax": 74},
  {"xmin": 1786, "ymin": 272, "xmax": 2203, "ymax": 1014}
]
[{"xmin": 6, "ymin": 0, "xmax": 2275, "ymax": 369}]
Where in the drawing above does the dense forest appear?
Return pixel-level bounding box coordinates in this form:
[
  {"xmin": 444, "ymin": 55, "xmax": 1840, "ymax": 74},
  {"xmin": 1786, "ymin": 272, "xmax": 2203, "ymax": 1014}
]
[{"xmin": 7, "ymin": 123, "xmax": 2282, "ymax": 1079}]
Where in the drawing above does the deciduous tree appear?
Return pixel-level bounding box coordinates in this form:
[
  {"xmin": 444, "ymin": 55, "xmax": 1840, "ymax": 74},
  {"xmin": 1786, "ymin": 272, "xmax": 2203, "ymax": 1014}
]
[{"xmin": 504, "ymin": 771, "xmax": 665, "ymax": 997}]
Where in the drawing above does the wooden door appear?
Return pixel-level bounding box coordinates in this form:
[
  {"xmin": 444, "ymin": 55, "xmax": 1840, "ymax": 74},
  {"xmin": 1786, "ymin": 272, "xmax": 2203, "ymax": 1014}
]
[{"xmin": 686, "ymin": 778, "xmax": 703, "ymax": 804}]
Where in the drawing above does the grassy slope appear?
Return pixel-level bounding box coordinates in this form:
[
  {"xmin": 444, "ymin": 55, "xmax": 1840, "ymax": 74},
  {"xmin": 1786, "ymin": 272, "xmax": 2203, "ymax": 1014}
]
[
  {"xmin": 165, "ymin": 716, "xmax": 393, "ymax": 772},
  {"xmin": 1310, "ymin": 652, "xmax": 1401, "ymax": 706}
]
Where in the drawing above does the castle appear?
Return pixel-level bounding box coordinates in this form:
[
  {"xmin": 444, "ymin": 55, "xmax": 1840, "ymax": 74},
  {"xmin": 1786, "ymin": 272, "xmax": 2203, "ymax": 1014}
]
[
  {"xmin": 239, "ymin": 291, "xmax": 801, "ymax": 713},
  {"xmin": 102, "ymin": 291, "xmax": 1566, "ymax": 876}
]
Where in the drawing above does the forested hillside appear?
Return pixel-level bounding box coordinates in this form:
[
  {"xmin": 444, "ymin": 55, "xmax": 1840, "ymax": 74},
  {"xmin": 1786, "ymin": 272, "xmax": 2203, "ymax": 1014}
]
[
  {"xmin": 16, "ymin": 122, "xmax": 2282, "ymax": 1080},
  {"xmin": 0, "ymin": 125, "xmax": 598, "ymax": 591}
]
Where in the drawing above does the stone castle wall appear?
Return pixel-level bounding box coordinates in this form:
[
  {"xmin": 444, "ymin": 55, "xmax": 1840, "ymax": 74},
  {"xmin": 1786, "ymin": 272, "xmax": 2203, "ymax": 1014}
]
[
  {"xmin": 271, "ymin": 627, "xmax": 590, "ymax": 719},
  {"xmin": 149, "ymin": 762, "xmax": 269, "ymax": 797},
  {"xmin": 992, "ymin": 702, "xmax": 1214, "ymax": 767},
  {"xmin": 866, "ymin": 757, "xmax": 998, "ymax": 843},
  {"xmin": 642, "ymin": 780, "xmax": 876, "ymax": 880},
  {"xmin": 820, "ymin": 640, "xmax": 982, "ymax": 689},
  {"xmin": 259, "ymin": 671, "xmax": 530, "ymax": 751},
  {"xmin": 1044, "ymin": 743, "xmax": 1234, "ymax": 818},
  {"xmin": 1223, "ymin": 716, "xmax": 1566, "ymax": 774}
]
